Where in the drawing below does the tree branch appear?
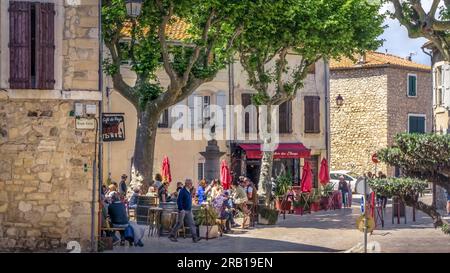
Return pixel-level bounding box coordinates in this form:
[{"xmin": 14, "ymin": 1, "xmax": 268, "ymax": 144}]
[
  {"xmin": 156, "ymin": 0, "xmax": 179, "ymax": 86},
  {"xmin": 429, "ymin": 0, "xmax": 441, "ymax": 18}
]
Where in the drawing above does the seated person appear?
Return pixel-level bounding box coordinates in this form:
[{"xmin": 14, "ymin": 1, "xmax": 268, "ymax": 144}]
[
  {"xmin": 158, "ymin": 182, "xmax": 171, "ymax": 203},
  {"xmin": 219, "ymin": 192, "xmax": 236, "ymax": 233},
  {"xmin": 128, "ymin": 187, "xmax": 140, "ymax": 209},
  {"xmin": 230, "ymin": 181, "xmax": 250, "ymax": 228},
  {"xmin": 108, "ymin": 191, "xmax": 144, "ymax": 247}
]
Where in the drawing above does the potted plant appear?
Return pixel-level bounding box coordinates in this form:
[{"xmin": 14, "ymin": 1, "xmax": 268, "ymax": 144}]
[
  {"xmin": 310, "ymin": 189, "xmax": 321, "ymax": 212},
  {"xmin": 195, "ymin": 206, "xmax": 219, "ymax": 239},
  {"xmin": 274, "ymin": 173, "xmax": 292, "ymax": 211},
  {"xmin": 257, "ymin": 205, "xmax": 279, "ymax": 225},
  {"xmin": 292, "ymin": 194, "xmax": 304, "ymax": 215},
  {"xmin": 320, "ymin": 182, "xmax": 335, "ymax": 210}
]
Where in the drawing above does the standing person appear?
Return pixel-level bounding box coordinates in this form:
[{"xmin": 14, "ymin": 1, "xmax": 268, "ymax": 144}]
[
  {"xmin": 347, "ymin": 182, "xmax": 353, "ymax": 208},
  {"xmin": 338, "ymin": 175, "xmax": 349, "ymax": 208},
  {"xmin": 153, "ymin": 173, "xmax": 163, "ymax": 189},
  {"xmin": 446, "ymin": 190, "xmax": 450, "ymax": 216},
  {"xmin": 197, "ymin": 179, "xmax": 207, "ymax": 204},
  {"xmin": 128, "ymin": 187, "xmax": 140, "ymax": 209},
  {"xmin": 118, "ymin": 174, "xmax": 128, "ymax": 200},
  {"xmin": 231, "ymin": 180, "xmax": 249, "ymax": 229},
  {"xmin": 168, "ymin": 179, "xmax": 201, "ymax": 243}
]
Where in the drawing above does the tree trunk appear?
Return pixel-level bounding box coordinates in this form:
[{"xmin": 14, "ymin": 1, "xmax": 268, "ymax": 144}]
[
  {"xmin": 131, "ymin": 109, "xmax": 159, "ymax": 192},
  {"xmin": 257, "ymin": 105, "xmax": 275, "ymax": 207},
  {"xmin": 402, "ymin": 195, "xmax": 449, "ymax": 230}
]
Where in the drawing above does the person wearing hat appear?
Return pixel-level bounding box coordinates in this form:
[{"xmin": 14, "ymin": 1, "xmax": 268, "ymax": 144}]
[{"xmin": 119, "ymin": 174, "xmax": 128, "ymax": 199}]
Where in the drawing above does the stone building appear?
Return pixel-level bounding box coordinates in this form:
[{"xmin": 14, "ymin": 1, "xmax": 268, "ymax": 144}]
[
  {"xmin": 103, "ymin": 23, "xmax": 330, "ymax": 192},
  {"xmin": 422, "ymin": 42, "xmax": 450, "ymax": 210},
  {"xmin": 329, "ymin": 51, "xmax": 432, "ymax": 176},
  {"xmin": 0, "ymin": 0, "xmax": 101, "ymax": 251}
]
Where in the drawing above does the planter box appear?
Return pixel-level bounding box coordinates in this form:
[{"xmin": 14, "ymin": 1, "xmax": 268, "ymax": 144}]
[
  {"xmin": 258, "ymin": 214, "xmax": 278, "ymax": 225},
  {"xmin": 311, "ymin": 202, "xmax": 321, "ymax": 212},
  {"xmin": 198, "ymin": 225, "xmax": 219, "ymax": 239},
  {"xmin": 293, "ymin": 207, "xmax": 303, "ymax": 215}
]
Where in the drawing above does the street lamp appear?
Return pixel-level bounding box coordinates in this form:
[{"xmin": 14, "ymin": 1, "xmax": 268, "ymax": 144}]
[
  {"xmin": 125, "ymin": 0, "xmax": 143, "ymax": 18},
  {"xmin": 336, "ymin": 94, "xmax": 344, "ymax": 107}
]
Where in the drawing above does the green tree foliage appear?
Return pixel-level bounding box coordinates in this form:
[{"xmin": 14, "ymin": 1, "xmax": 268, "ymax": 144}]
[{"xmin": 377, "ymin": 133, "xmax": 450, "ymax": 233}]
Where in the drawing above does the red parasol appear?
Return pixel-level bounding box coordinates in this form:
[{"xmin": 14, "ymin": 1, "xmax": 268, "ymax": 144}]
[
  {"xmin": 319, "ymin": 158, "xmax": 330, "ymax": 185},
  {"xmin": 301, "ymin": 161, "xmax": 313, "ymax": 192},
  {"xmin": 220, "ymin": 160, "xmax": 232, "ymax": 190},
  {"xmin": 161, "ymin": 156, "xmax": 172, "ymax": 183}
]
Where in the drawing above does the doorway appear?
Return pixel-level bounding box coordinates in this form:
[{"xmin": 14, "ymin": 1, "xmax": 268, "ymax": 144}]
[{"xmin": 246, "ymin": 161, "xmax": 261, "ymax": 188}]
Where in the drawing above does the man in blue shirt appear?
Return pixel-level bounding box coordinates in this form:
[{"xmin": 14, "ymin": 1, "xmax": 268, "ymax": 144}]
[{"xmin": 168, "ymin": 179, "xmax": 201, "ymax": 243}]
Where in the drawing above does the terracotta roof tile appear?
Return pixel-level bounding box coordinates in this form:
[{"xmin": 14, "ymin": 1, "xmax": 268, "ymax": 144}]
[
  {"xmin": 330, "ymin": 51, "xmax": 430, "ymax": 71},
  {"xmin": 120, "ymin": 17, "xmax": 190, "ymax": 41}
]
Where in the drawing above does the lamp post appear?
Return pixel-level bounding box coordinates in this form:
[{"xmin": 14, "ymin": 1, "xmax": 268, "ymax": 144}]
[
  {"xmin": 336, "ymin": 94, "xmax": 344, "ymax": 107},
  {"xmin": 125, "ymin": 0, "xmax": 143, "ymax": 18}
]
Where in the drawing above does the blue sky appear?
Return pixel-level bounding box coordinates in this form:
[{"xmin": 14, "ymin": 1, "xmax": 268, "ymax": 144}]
[
  {"xmin": 377, "ymin": 1, "xmax": 435, "ymax": 66},
  {"xmin": 378, "ymin": 19, "xmax": 430, "ymax": 65}
]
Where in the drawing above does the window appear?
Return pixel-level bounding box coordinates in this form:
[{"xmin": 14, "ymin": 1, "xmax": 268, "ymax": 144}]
[
  {"xmin": 408, "ymin": 114, "xmax": 425, "ymax": 133},
  {"xmin": 188, "ymin": 95, "xmax": 210, "ymax": 128},
  {"xmin": 304, "ymin": 96, "xmax": 320, "ymax": 133},
  {"xmin": 158, "ymin": 109, "xmax": 169, "ymax": 128},
  {"xmin": 241, "ymin": 93, "xmax": 258, "ymax": 133},
  {"xmin": 197, "ymin": 163, "xmax": 204, "ymax": 181},
  {"xmin": 407, "ymin": 74, "xmax": 417, "ymax": 97},
  {"xmin": 279, "ymin": 100, "xmax": 292, "ymax": 134},
  {"xmin": 9, "ymin": 1, "xmax": 55, "ymax": 89}
]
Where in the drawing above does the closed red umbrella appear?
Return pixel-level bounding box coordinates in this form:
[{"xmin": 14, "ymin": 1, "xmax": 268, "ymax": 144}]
[
  {"xmin": 319, "ymin": 158, "xmax": 330, "ymax": 185},
  {"xmin": 220, "ymin": 160, "xmax": 231, "ymax": 190},
  {"xmin": 161, "ymin": 156, "xmax": 172, "ymax": 183},
  {"xmin": 301, "ymin": 161, "xmax": 313, "ymax": 192}
]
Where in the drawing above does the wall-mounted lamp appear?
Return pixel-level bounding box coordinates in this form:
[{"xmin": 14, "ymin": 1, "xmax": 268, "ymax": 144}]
[{"xmin": 336, "ymin": 94, "xmax": 344, "ymax": 107}]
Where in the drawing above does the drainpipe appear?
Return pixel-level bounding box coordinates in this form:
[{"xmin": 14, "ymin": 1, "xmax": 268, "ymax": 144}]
[
  {"xmin": 323, "ymin": 58, "xmax": 331, "ymax": 161},
  {"xmin": 422, "ymin": 45, "xmax": 437, "ymax": 207},
  {"xmin": 90, "ymin": 0, "xmax": 104, "ymax": 252}
]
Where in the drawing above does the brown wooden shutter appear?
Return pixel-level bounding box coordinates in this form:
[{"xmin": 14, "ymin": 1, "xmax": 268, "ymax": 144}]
[
  {"xmin": 158, "ymin": 109, "xmax": 169, "ymax": 128},
  {"xmin": 36, "ymin": 3, "xmax": 55, "ymax": 89},
  {"xmin": 242, "ymin": 94, "xmax": 252, "ymax": 133},
  {"xmin": 278, "ymin": 100, "xmax": 292, "ymax": 134},
  {"xmin": 304, "ymin": 96, "xmax": 320, "ymax": 133},
  {"xmin": 9, "ymin": 1, "xmax": 32, "ymax": 89}
]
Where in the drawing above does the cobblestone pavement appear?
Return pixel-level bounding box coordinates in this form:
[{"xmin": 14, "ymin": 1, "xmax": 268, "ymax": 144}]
[{"xmin": 109, "ymin": 196, "xmax": 450, "ymax": 253}]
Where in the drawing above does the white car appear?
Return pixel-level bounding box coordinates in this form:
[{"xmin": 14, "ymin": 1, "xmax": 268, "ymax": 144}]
[{"xmin": 330, "ymin": 170, "xmax": 362, "ymax": 193}]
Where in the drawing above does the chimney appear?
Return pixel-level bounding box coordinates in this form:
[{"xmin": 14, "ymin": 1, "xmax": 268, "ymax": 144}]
[{"xmin": 356, "ymin": 53, "xmax": 366, "ymax": 65}]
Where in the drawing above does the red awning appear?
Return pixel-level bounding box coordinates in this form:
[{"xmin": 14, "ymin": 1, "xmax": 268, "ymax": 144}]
[{"xmin": 239, "ymin": 143, "xmax": 311, "ymax": 159}]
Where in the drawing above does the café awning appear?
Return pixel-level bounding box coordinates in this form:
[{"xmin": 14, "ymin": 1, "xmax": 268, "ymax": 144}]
[{"xmin": 239, "ymin": 143, "xmax": 311, "ymax": 159}]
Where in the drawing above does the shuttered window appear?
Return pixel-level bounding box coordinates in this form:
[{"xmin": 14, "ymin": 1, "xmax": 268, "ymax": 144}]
[
  {"xmin": 408, "ymin": 115, "xmax": 425, "ymax": 133},
  {"xmin": 158, "ymin": 109, "xmax": 169, "ymax": 128},
  {"xmin": 407, "ymin": 74, "xmax": 417, "ymax": 97},
  {"xmin": 304, "ymin": 96, "xmax": 320, "ymax": 133},
  {"xmin": 9, "ymin": 1, "xmax": 55, "ymax": 90},
  {"xmin": 279, "ymin": 100, "xmax": 292, "ymax": 134}
]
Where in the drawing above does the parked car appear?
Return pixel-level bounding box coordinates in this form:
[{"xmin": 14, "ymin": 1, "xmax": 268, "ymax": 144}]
[{"xmin": 330, "ymin": 170, "xmax": 362, "ymax": 193}]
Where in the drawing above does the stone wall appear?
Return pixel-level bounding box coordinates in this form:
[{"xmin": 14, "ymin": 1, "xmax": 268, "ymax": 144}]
[
  {"xmin": 386, "ymin": 68, "xmax": 432, "ymax": 145},
  {"xmin": 63, "ymin": 0, "xmax": 100, "ymax": 91},
  {"xmin": 0, "ymin": 97, "xmax": 97, "ymax": 251},
  {"xmin": 0, "ymin": 0, "xmax": 100, "ymax": 252},
  {"xmin": 330, "ymin": 68, "xmax": 389, "ymax": 176}
]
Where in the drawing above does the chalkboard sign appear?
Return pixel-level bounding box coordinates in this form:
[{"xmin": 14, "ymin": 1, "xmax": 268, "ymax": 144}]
[{"xmin": 102, "ymin": 113, "xmax": 125, "ymax": 142}]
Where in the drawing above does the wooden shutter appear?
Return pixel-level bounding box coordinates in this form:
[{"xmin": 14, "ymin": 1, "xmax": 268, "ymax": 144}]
[
  {"xmin": 304, "ymin": 96, "xmax": 320, "ymax": 133},
  {"xmin": 242, "ymin": 94, "xmax": 252, "ymax": 133},
  {"xmin": 408, "ymin": 75, "xmax": 417, "ymax": 96},
  {"xmin": 158, "ymin": 109, "xmax": 169, "ymax": 128},
  {"xmin": 9, "ymin": 1, "xmax": 32, "ymax": 89},
  {"xmin": 36, "ymin": 3, "xmax": 55, "ymax": 89},
  {"xmin": 279, "ymin": 100, "xmax": 292, "ymax": 133}
]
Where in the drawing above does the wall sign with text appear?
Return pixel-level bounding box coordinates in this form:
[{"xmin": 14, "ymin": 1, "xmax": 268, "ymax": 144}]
[{"xmin": 102, "ymin": 114, "xmax": 125, "ymax": 142}]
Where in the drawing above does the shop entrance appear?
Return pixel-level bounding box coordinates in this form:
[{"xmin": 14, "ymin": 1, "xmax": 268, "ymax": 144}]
[{"xmin": 246, "ymin": 161, "xmax": 260, "ymax": 188}]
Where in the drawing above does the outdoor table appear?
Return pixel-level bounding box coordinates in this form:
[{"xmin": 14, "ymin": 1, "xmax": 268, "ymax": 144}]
[{"xmin": 147, "ymin": 207, "xmax": 163, "ymax": 237}]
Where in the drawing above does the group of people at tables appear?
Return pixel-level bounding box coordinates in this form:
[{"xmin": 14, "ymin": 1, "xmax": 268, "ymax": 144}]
[{"xmin": 101, "ymin": 173, "xmax": 258, "ymax": 245}]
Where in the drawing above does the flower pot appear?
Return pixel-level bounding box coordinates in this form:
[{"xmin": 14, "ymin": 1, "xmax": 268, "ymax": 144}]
[
  {"xmin": 198, "ymin": 225, "xmax": 219, "ymax": 239},
  {"xmin": 258, "ymin": 214, "xmax": 278, "ymax": 225},
  {"xmin": 311, "ymin": 202, "xmax": 320, "ymax": 212},
  {"xmin": 320, "ymin": 196, "xmax": 330, "ymax": 210},
  {"xmin": 293, "ymin": 207, "xmax": 304, "ymax": 215},
  {"xmin": 275, "ymin": 199, "xmax": 291, "ymax": 211}
]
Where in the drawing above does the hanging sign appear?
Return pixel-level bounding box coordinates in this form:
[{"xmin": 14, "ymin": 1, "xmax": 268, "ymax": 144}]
[{"xmin": 102, "ymin": 113, "xmax": 125, "ymax": 142}]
